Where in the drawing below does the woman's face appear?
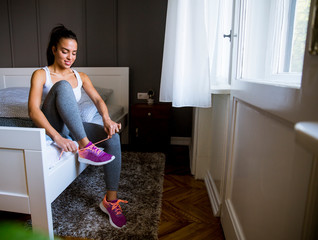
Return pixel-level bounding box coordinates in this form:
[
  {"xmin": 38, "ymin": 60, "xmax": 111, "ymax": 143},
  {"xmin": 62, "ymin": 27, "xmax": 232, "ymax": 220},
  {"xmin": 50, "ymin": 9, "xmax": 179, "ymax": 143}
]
[{"xmin": 53, "ymin": 38, "xmax": 77, "ymax": 68}]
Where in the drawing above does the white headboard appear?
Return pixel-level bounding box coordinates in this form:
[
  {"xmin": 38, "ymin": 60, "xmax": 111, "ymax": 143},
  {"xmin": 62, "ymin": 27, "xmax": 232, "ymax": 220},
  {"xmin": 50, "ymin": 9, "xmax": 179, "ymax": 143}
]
[{"xmin": 0, "ymin": 67, "xmax": 129, "ymax": 114}]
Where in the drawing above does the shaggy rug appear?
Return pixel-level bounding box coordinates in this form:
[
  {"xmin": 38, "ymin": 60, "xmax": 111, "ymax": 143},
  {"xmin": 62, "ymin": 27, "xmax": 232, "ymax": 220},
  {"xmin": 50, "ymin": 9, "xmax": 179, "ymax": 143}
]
[{"xmin": 52, "ymin": 151, "xmax": 165, "ymax": 240}]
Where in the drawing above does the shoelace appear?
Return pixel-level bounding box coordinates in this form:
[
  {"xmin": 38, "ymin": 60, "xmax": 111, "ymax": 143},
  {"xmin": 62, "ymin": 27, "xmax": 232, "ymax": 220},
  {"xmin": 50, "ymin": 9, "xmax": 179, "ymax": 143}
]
[
  {"xmin": 108, "ymin": 199, "xmax": 128, "ymax": 215},
  {"xmin": 59, "ymin": 137, "xmax": 109, "ymax": 160},
  {"xmin": 80, "ymin": 143, "xmax": 103, "ymax": 156}
]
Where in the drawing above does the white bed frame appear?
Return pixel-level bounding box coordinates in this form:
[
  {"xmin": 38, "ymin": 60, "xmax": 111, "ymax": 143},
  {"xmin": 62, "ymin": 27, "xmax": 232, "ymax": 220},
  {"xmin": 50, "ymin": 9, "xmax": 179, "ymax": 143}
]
[{"xmin": 0, "ymin": 67, "xmax": 129, "ymax": 239}]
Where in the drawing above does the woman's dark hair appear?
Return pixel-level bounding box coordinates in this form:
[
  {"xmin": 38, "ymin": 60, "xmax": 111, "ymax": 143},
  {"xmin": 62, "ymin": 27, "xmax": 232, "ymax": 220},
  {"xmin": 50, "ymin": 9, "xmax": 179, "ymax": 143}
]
[{"xmin": 46, "ymin": 24, "xmax": 78, "ymax": 65}]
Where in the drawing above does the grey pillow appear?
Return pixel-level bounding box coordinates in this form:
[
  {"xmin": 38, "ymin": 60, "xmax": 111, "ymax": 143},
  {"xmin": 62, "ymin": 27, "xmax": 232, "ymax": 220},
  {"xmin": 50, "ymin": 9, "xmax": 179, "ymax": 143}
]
[
  {"xmin": 95, "ymin": 87, "xmax": 113, "ymax": 102},
  {"xmin": 79, "ymin": 87, "xmax": 113, "ymax": 103},
  {"xmin": 78, "ymin": 87, "xmax": 113, "ymax": 122}
]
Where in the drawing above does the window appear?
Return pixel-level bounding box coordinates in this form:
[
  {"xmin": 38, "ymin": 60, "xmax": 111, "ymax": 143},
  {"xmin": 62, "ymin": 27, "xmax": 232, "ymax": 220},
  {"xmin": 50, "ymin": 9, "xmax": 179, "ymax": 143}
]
[
  {"xmin": 290, "ymin": 0, "xmax": 311, "ymax": 72},
  {"xmin": 236, "ymin": 0, "xmax": 310, "ymax": 88},
  {"xmin": 207, "ymin": 0, "xmax": 233, "ymax": 90}
]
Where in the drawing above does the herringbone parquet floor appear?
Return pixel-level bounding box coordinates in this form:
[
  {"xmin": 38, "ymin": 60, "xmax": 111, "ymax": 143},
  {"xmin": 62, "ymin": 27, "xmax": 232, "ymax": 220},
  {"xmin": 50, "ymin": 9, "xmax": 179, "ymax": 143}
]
[{"xmin": 158, "ymin": 146, "xmax": 225, "ymax": 240}]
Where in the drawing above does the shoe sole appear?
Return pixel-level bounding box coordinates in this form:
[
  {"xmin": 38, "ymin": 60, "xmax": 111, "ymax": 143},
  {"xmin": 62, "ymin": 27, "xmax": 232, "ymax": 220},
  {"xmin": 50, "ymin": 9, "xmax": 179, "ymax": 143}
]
[
  {"xmin": 99, "ymin": 202, "xmax": 126, "ymax": 229},
  {"xmin": 78, "ymin": 155, "xmax": 115, "ymax": 166}
]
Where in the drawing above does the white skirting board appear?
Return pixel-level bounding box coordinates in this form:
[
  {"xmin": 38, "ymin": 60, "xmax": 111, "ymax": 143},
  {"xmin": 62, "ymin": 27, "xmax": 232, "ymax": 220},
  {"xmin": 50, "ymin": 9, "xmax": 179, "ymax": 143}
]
[
  {"xmin": 204, "ymin": 170, "xmax": 221, "ymax": 216},
  {"xmin": 221, "ymin": 200, "xmax": 246, "ymax": 240},
  {"xmin": 170, "ymin": 136, "xmax": 191, "ymax": 146}
]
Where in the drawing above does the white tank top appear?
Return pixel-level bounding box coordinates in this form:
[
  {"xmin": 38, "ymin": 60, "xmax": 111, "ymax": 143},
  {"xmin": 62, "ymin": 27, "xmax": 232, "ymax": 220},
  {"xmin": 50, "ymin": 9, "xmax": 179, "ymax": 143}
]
[{"xmin": 42, "ymin": 66, "xmax": 82, "ymax": 102}]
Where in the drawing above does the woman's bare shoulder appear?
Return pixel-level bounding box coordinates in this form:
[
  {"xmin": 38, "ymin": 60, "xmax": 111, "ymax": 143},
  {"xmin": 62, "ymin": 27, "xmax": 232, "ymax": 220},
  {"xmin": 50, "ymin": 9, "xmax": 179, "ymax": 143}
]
[
  {"xmin": 78, "ymin": 71, "xmax": 89, "ymax": 79},
  {"xmin": 32, "ymin": 68, "xmax": 46, "ymax": 77},
  {"xmin": 31, "ymin": 68, "xmax": 46, "ymax": 84},
  {"xmin": 78, "ymin": 71, "xmax": 91, "ymax": 85}
]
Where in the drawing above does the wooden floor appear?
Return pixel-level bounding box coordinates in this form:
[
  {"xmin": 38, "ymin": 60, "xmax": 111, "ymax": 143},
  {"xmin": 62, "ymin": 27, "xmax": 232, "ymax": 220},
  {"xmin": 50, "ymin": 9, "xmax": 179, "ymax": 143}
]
[
  {"xmin": 0, "ymin": 145, "xmax": 225, "ymax": 240},
  {"xmin": 158, "ymin": 146, "xmax": 225, "ymax": 240}
]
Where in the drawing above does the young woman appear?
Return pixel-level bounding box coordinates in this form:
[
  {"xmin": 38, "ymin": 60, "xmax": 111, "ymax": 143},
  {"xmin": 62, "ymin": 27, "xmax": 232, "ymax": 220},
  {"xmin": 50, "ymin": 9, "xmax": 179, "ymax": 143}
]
[{"xmin": 28, "ymin": 24, "xmax": 127, "ymax": 229}]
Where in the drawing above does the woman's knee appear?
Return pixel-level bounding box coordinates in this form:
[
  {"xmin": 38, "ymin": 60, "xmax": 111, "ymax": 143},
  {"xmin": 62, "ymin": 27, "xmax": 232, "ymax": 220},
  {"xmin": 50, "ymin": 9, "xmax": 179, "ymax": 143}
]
[
  {"xmin": 52, "ymin": 80, "xmax": 73, "ymax": 93},
  {"xmin": 109, "ymin": 133, "xmax": 121, "ymax": 146},
  {"xmin": 55, "ymin": 80, "xmax": 71, "ymax": 87},
  {"xmin": 104, "ymin": 133, "xmax": 121, "ymax": 154}
]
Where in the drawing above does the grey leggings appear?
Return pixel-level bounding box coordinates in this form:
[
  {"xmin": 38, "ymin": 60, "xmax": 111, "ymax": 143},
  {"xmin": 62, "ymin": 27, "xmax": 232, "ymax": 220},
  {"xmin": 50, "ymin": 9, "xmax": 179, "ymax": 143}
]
[{"xmin": 41, "ymin": 80, "xmax": 121, "ymax": 191}]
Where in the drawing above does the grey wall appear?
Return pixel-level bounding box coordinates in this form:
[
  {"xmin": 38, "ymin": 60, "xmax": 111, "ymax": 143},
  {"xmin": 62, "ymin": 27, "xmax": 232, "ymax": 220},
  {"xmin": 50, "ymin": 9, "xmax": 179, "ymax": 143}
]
[{"xmin": 0, "ymin": 0, "xmax": 192, "ymax": 138}]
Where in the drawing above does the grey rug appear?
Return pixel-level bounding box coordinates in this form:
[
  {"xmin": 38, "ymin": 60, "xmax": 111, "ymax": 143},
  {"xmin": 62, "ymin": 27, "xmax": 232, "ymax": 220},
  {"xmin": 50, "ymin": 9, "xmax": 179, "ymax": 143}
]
[{"xmin": 52, "ymin": 152, "xmax": 165, "ymax": 240}]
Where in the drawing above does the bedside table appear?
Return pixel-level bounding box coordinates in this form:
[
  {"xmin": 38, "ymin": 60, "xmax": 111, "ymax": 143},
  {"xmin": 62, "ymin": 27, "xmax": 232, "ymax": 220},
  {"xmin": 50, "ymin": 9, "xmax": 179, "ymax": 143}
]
[{"xmin": 130, "ymin": 103, "xmax": 172, "ymax": 150}]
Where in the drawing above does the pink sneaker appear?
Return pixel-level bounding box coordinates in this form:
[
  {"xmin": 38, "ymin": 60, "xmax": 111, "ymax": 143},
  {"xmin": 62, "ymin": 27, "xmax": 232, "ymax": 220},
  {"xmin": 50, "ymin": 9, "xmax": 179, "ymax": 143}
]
[
  {"xmin": 78, "ymin": 141, "xmax": 115, "ymax": 166},
  {"xmin": 99, "ymin": 195, "xmax": 128, "ymax": 229}
]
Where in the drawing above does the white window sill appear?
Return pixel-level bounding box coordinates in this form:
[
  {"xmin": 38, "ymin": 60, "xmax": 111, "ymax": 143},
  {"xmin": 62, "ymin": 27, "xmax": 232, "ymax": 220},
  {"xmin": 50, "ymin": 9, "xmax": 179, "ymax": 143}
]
[
  {"xmin": 210, "ymin": 84, "xmax": 231, "ymax": 94},
  {"xmin": 295, "ymin": 122, "xmax": 318, "ymax": 156},
  {"xmin": 239, "ymin": 73, "xmax": 301, "ymax": 89}
]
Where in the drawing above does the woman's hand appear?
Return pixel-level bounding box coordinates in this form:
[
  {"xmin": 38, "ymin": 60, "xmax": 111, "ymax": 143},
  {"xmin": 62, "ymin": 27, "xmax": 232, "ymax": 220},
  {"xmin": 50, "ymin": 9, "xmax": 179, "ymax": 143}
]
[
  {"xmin": 103, "ymin": 117, "xmax": 121, "ymax": 138},
  {"xmin": 53, "ymin": 135, "xmax": 78, "ymax": 153}
]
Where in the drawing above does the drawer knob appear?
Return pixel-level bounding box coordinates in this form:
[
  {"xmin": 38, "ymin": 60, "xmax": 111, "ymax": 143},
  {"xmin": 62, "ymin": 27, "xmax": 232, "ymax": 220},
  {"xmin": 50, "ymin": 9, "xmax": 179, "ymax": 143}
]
[{"xmin": 148, "ymin": 112, "xmax": 152, "ymax": 116}]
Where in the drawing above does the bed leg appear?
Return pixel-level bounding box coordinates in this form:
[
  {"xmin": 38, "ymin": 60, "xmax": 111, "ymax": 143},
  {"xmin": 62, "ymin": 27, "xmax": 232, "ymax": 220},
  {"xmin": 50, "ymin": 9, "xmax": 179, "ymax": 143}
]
[
  {"xmin": 30, "ymin": 203, "xmax": 54, "ymax": 240},
  {"xmin": 25, "ymin": 150, "xmax": 54, "ymax": 239}
]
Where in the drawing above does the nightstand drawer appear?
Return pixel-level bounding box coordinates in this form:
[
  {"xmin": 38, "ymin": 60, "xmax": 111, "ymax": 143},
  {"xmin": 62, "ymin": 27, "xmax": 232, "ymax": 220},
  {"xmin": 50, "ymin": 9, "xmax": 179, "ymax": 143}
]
[
  {"xmin": 131, "ymin": 104, "xmax": 171, "ymax": 119},
  {"xmin": 130, "ymin": 103, "xmax": 172, "ymax": 150}
]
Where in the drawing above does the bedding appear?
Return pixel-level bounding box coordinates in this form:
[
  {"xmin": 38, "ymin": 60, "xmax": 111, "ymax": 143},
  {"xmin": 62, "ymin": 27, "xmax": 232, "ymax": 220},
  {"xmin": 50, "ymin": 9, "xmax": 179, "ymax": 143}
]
[
  {"xmin": 0, "ymin": 87, "xmax": 114, "ymax": 121},
  {"xmin": 0, "ymin": 87, "xmax": 30, "ymax": 119},
  {"xmin": 0, "ymin": 86, "xmax": 122, "ymax": 124},
  {"xmin": 0, "ymin": 117, "xmax": 33, "ymax": 127},
  {"xmin": 0, "ymin": 86, "xmax": 124, "ymax": 169}
]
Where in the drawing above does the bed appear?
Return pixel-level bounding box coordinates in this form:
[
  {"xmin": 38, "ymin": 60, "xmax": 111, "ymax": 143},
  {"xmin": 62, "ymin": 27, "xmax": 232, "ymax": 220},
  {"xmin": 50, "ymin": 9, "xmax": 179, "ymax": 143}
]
[{"xmin": 0, "ymin": 67, "xmax": 129, "ymax": 239}]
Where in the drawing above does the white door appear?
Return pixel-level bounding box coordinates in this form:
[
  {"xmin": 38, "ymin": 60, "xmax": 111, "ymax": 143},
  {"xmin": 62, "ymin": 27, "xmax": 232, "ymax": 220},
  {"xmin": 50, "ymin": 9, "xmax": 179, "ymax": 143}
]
[{"xmin": 221, "ymin": 0, "xmax": 318, "ymax": 239}]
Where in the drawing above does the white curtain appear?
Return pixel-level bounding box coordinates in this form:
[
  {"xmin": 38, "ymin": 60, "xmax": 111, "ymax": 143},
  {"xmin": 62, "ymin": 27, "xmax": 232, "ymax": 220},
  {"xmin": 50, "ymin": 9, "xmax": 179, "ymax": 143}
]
[
  {"xmin": 159, "ymin": 0, "xmax": 232, "ymax": 107},
  {"xmin": 159, "ymin": 0, "xmax": 211, "ymax": 108}
]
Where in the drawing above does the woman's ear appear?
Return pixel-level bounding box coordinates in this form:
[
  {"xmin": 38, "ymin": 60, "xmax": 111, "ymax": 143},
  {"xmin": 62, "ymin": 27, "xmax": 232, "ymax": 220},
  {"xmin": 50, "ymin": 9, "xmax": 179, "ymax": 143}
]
[{"xmin": 52, "ymin": 46, "xmax": 56, "ymax": 55}]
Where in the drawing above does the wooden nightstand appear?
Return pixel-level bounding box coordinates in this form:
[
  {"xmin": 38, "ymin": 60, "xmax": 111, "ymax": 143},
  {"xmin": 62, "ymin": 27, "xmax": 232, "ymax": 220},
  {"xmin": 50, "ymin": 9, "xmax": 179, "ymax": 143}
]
[{"xmin": 130, "ymin": 103, "xmax": 172, "ymax": 150}]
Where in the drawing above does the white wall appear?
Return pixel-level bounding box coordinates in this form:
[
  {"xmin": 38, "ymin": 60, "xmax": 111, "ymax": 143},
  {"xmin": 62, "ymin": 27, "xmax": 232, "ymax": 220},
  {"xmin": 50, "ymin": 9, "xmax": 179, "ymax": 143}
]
[
  {"xmin": 191, "ymin": 94, "xmax": 230, "ymax": 216},
  {"xmin": 222, "ymin": 98, "xmax": 313, "ymax": 240}
]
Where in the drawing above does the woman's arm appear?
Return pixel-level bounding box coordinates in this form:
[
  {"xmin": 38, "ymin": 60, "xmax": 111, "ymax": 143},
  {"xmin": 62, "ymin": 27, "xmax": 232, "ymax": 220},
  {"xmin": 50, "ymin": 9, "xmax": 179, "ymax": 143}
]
[
  {"xmin": 28, "ymin": 69, "xmax": 77, "ymax": 153},
  {"xmin": 80, "ymin": 72, "xmax": 121, "ymax": 137}
]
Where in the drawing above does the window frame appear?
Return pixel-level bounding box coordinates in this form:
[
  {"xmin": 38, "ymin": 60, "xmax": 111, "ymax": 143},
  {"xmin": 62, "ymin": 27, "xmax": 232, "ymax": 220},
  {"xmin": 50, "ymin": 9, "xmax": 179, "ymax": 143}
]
[{"xmin": 235, "ymin": 0, "xmax": 309, "ymax": 89}]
